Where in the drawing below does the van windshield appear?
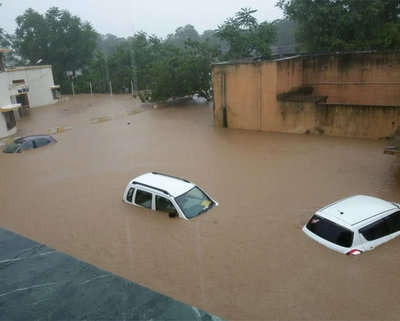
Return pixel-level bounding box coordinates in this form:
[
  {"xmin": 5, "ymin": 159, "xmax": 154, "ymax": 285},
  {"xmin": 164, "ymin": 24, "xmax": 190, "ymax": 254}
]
[
  {"xmin": 175, "ymin": 187, "xmax": 214, "ymax": 219},
  {"xmin": 306, "ymin": 215, "xmax": 354, "ymax": 247}
]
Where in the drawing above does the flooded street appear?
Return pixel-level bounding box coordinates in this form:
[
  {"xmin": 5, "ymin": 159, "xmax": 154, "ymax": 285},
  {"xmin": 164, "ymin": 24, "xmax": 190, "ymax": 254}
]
[{"xmin": 1, "ymin": 94, "xmax": 400, "ymax": 320}]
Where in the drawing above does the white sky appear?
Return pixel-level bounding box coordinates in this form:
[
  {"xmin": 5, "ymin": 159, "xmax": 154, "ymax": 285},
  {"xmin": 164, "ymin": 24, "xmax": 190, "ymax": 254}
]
[{"xmin": 1, "ymin": 0, "xmax": 284, "ymax": 38}]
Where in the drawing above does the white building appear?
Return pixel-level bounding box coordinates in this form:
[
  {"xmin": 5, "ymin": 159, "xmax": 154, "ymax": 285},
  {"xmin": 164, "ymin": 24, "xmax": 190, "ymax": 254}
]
[{"xmin": 0, "ymin": 48, "xmax": 59, "ymax": 139}]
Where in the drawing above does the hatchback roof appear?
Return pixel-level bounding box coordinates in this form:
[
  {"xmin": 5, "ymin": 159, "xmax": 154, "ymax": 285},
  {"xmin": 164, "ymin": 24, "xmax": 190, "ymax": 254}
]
[
  {"xmin": 132, "ymin": 172, "xmax": 195, "ymax": 197},
  {"xmin": 26, "ymin": 135, "xmax": 54, "ymax": 139},
  {"xmin": 317, "ymin": 195, "xmax": 397, "ymax": 227},
  {"xmin": 16, "ymin": 135, "xmax": 55, "ymax": 142}
]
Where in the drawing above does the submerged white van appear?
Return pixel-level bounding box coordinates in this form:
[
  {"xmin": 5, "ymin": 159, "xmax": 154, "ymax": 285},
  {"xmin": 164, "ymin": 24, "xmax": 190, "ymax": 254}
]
[
  {"xmin": 303, "ymin": 195, "xmax": 400, "ymax": 255},
  {"xmin": 123, "ymin": 172, "xmax": 218, "ymax": 220}
]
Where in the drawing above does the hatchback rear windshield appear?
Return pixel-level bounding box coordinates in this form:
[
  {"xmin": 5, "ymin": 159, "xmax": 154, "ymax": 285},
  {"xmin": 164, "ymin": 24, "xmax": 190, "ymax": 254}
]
[{"xmin": 306, "ymin": 215, "xmax": 354, "ymax": 248}]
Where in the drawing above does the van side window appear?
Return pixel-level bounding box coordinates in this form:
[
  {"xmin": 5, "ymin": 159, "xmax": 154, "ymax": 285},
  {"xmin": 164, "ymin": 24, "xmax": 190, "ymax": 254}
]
[
  {"xmin": 135, "ymin": 189, "xmax": 152, "ymax": 208},
  {"xmin": 360, "ymin": 218, "xmax": 391, "ymax": 241},
  {"xmin": 156, "ymin": 195, "xmax": 177, "ymax": 214},
  {"xmin": 126, "ymin": 188, "xmax": 135, "ymax": 202}
]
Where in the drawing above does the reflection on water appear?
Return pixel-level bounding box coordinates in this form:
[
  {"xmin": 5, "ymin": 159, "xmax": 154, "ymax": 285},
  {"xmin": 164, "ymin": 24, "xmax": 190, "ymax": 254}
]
[{"xmin": 1, "ymin": 94, "xmax": 399, "ymax": 320}]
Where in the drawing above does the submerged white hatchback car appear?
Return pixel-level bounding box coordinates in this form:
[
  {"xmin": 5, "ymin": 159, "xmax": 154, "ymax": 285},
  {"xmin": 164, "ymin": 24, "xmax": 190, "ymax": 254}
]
[
  {"xmin": 123, "ymin": 172, "xmax": 218, "ymax": 220},
  {"xmin": 303, "ymin": 195, "xmax": 400, "ymax": 255}
]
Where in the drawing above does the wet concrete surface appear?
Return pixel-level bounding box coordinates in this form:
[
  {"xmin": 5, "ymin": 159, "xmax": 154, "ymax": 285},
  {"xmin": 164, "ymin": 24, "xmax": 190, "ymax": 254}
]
[{"xmin": 1, "ymin": 94, "xmax": 400, "ymax": 320}]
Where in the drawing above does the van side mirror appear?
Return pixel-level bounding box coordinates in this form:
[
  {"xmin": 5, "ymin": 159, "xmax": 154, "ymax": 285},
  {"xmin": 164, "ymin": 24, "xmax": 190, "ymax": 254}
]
[{"xmin": 169, "ymin": 212, "xmax": 178, "ymax": 218}]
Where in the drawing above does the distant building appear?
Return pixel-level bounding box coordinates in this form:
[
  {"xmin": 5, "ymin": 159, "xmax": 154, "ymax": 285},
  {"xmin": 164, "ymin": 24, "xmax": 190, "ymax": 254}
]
[
  {"xmin": 0, "ymin": 48, "xmax": 59, "ymax": 139},
  {"xmin": 212, "ymin": 51, "xmax": 400, "ymax": 139}
]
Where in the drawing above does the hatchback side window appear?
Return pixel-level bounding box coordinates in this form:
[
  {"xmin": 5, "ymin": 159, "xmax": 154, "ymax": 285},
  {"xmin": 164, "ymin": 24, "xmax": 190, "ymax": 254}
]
[
  {"xmin": 135, "ymin": 189, "xmax": 152, "ymax": 208},
  {"xmin": 156, "ymin": 196, "xmax": 177, "ymax": 214},
  {"xmin": 126, "ymin": 188, "xmax": 135, "ymax": 203},
  {"xmin": 360, "ymin": 218, "xmax": 391, "ymax": 241},
  {"xmin": 387, "ymin": 211, "xmax": 400, "ymax": 233},
  {"xmin": 21, "ymin": 140, "xmax": 34, "ymax": 150},
  {"xmin": 35, "ymin": 138, "xmax": 50, "ymax": 147}
]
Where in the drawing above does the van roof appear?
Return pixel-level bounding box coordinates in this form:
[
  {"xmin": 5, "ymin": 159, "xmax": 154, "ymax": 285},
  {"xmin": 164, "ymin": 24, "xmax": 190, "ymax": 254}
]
[
  {"xmin": 317, "ymin": 195, "xmax": 397, "ymax": 228},
  {"xmin": 131, "ymin": 172, "xmax": 194, "ymax": 197}
]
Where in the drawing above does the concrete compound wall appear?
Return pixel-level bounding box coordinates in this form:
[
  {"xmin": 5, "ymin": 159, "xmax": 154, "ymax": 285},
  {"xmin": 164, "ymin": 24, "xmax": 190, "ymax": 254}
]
[
  {"xmin": 279, "ymin": 102, "xmax": 400, "ymax": 139},
  {"xmin": 212, "ymin": 62, "xmax": 279, "ymax": 132},
  {"xmin": 212, "ymin": 52, "xmax": 400, "ymax": 139},
  {"xmin": 302, "ymin": 53, "xmax": 400, "ymax": 106}
]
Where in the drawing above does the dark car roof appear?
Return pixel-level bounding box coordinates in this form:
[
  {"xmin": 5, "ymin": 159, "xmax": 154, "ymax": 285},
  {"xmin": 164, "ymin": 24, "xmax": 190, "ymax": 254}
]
[{"xmin": 16, "ymin": 135, "xmax": 57, "ymax": 142}]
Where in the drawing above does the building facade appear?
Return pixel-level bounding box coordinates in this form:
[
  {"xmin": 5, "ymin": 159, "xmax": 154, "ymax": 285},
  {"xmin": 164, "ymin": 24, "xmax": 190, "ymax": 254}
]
[{"xmin": 0, "ymin": 51, "xmax": 58, "ymax": 139}]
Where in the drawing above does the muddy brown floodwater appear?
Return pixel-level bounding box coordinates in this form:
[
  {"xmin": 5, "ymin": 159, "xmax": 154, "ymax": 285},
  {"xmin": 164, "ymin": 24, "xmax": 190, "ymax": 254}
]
[{"xmin": 2, "ymin": 94, "xmax": 400, "ymax": 320}]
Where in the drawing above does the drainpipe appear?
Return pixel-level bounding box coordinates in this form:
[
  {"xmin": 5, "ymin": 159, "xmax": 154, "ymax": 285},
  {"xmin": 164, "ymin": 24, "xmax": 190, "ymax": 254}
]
[{"xmin": 221, "ymin": 72, "xmax": 227, "ymax": 128}]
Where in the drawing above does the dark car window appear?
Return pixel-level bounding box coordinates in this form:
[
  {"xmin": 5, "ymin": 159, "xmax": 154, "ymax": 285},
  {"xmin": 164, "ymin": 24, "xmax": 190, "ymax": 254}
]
[
  {"xmin": 135, "ymin": 189, "xmax": 152, "ymax": 208},
  {"xmin": 306, "ymin": 215, "xmax": 354, "ymax": 247},
  {"xmin": 388, "ymin": 211, "xmax": 400, "ymax": 232},
  {"xmin": 360, "ymin": 212, "xmax": 400, "ymax": 241},
  {"xmin": 3, "ymin": 142, "xmax": 20, "ymax": 153},
  {"xmin": 35, "ymin": 137, "xmax": 50, "ymax": 148},
  {"xmin": 126, "ymin": 188, "xmax": 135, "ymax": 203},
  {"xmin": 156, "ymin": 196, "xmax": 177, "ymax": 214},
  {"xmin": 21, "ymin": 140, "xmax": 34, "ymax": 150}
]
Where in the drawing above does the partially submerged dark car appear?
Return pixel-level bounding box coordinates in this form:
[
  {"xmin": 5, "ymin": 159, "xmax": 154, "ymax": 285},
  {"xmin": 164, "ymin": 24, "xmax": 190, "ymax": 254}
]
[{"xmin": 3, "ymin": 135, "xmax": 57, "ymax": 153}]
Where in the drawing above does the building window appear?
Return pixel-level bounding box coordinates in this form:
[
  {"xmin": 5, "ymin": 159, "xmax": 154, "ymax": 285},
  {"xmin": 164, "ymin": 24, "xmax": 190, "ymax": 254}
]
[
  {"xmin": 12, "ymin": 79, "xmax": 25, "ymax": 85},
  {"xmin": 4, "ymin": 111, "xmax": 16, "ymax": 130},
  {"xmin": 51, "ymin": 88, "xmax": 60, "ymax": 100}
]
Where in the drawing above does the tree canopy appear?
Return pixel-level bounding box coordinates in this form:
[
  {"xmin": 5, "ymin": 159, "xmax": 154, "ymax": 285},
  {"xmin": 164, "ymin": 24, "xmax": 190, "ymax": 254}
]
[
  {"xmin": 149, "ymin": 39, "xmax": 218, "ymax": 101},
  {"xmin": 165, "ymin": 25, "xmax": 200, "ymax": 48},
  {"xmin": 15, "ymin": 7, "xmax": 98, "ymax": 81},
  {"xmin": 10, "ymin": 6, "xmax": 283, "ymax": 101},
  {"xmin": 217, "ymin": 8, "xmax": 277, "ymax": 59},
  {"xmin": 277, "ymin": 0, "xmax": 400, "ymax": 52}
]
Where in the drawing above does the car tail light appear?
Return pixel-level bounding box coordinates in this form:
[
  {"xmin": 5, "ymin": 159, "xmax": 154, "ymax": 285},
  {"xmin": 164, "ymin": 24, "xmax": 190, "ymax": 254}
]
[{"xmin": 346, "ymin": 249, "xmax": 362, "ymax": 256}]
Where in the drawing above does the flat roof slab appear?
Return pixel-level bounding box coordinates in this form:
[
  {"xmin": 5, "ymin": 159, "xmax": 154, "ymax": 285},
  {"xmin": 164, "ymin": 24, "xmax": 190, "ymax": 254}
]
[{"xmin": 0, "ymin": 227, "xmax": 223, "ymax": 321}]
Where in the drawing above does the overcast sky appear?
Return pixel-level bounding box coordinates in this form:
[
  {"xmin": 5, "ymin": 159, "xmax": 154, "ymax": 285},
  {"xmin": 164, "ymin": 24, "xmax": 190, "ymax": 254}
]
[{"xmin": 2, "ymin": 0, "xmax": 284, "ymax": 38}]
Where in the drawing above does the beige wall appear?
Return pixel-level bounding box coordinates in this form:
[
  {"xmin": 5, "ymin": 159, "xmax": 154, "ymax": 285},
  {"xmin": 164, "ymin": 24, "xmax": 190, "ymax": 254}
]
[
  {"xmin": 212, "ymin": 52, "xmax": 400, "ymax": 139},
  {"xmin": 276, "ymin": 58, "xmax": 303, "ymax": 95},
  {"xmin": 278, "ymin": 102, "xmax": 400, "ymax": 139},
  {"xmin": 212, "ymin": 62, "xmax": 279, "ymax": 131},
  {"xmin": 213, "ymin": 63, "xmax": 261, "ymax": 130},
  {"xmin": 302, "ymin": 53, "xmax": 400, "ymax": 105}
]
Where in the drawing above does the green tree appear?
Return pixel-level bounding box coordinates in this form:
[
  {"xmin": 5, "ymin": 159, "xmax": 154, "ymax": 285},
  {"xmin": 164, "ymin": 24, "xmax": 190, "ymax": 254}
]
[
  {"xmin": 277, "ymin": 0, "xmax": 400, "ymax": 52},
  {"xmin": 108, "ymin": 44, "xmax": 134, "ymax": 93},
  {"xmin": 0, "ymin": 28, "xmax": 12, "ymax": 48},
  {"xmin": 15, "ymin": 7, "xmax": 98, "ymax": 82},
  {"xmin": 131, "ymin": 32, "xmax": 162, "ymax": 91},
  {"xmin": 165, "ymin": 24, "xmax": 200, "ymax": 48},
  {"xmin": 83, "ymin": 51, "xmax": 110, "ymax": 93},
  {"xmin": 97, "ymin": 33, "xmax": 129, "ymax": 56},
  {"xmin": 200, "ymin": 29, "xmax": 228, "ymax": 55},
  {"xmin": 149, "ymin": 40, "xmax": 218, "ymax": 101},
  {"xmin": 217, "ymin": 8, "xmax": 276, "ymax": 59}
]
